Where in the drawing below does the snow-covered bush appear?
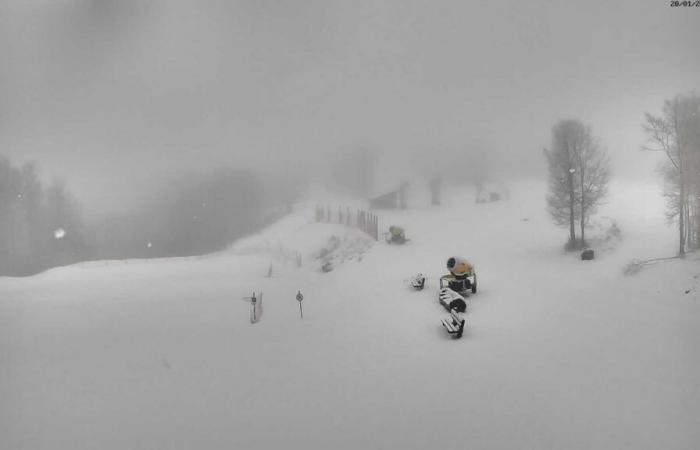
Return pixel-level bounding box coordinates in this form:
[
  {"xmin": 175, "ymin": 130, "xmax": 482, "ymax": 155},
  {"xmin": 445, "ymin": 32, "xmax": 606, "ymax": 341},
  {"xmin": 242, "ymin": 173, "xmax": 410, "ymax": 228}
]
[{"xmin": 312, "ymin": 233, "xmax": 372, "ymax": 272}]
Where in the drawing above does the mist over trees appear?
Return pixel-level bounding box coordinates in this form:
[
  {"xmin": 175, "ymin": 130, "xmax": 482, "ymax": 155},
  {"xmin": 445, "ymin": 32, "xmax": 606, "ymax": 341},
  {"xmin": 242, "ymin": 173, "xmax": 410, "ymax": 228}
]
[
  {"xmin": 544, "ymin": 120, "xmax": 610, "ymax": 250},
  {"xmin": 429, "ymin": 175, "xmax": 443, "ymax": 206},
  {"xmin": 0, "ymin": 156, "xmax": 91, "ymax": 276},
  {"xmin": 331, "ymin": 149, "xmax": 377, "ymax": 197},
  {"xmin": 94, "ymin": 169, "xmax": 265, "ymax": 259},
  {"xmin": 643, "ymin": 93, "xmax": 700, "ymax": 256},
  {"xmin": 0, "ymin": 157, "xmax": 283, "ymax": 276}
]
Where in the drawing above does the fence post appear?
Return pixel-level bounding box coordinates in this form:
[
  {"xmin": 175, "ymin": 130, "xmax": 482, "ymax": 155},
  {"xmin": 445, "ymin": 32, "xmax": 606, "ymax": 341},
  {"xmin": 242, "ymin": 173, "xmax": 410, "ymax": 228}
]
[{"xmin": 316, "ymin": 206, "xmax": 379, "ymax": 240}]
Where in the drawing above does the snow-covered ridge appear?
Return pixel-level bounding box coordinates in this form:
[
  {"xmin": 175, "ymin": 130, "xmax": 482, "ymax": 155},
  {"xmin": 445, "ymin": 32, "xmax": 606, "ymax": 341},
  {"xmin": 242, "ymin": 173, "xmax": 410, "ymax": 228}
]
[{"xmin": 228, "ymin": 206, "xmax": 375, "ymax": 272}]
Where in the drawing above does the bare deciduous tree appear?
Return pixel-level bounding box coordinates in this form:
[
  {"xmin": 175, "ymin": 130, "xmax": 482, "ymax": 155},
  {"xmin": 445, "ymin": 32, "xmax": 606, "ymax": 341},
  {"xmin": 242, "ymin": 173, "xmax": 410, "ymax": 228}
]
[
  {"xmin": 575, "ymin": 132, "xmax": 610, "ymax": 244},
  {"xmin": 544, "ymin": 119, "xmax": 610, "ymax": 250},
  {"xmin": 643, "ymin": 93, "xmax": 700, "ymax": 256}
]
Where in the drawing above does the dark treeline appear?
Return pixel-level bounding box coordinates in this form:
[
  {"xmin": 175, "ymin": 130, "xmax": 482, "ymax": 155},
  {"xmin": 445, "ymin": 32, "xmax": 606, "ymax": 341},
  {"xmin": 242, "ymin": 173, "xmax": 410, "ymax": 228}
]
[
  {"xmin": 0, "ymin": 156, "xmax": 279, "ymax": 276},
  {"xmin": 94, "ymin": 168, "xmax": 265, "ymax": 259},
  {"xmin": 0, "ymin": 156, "xmax": 89, "ymax": 276}
]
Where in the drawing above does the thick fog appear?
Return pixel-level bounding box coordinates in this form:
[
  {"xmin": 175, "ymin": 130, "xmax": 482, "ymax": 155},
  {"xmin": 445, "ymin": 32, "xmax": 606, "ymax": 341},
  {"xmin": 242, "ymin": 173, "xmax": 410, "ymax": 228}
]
[
  {"xmin": 4, "ymin": 4, "xmax": 700, "ymax": 448},
  {"xmin": 2, "ymin": 1, "xmax": 698, "ymax": 212},
  {"xmin": 0, "ymin": 0, "xmax": 698, "ymax": 274}
]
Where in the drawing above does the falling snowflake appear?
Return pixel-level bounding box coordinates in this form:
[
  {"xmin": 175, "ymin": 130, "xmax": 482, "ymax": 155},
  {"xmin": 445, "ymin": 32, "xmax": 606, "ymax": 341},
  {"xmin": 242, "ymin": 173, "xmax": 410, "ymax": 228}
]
[
  {"xmin": 54, "ymin": 228, "xmax": 66, "ymax": 239},
  {"xmin": 147, "ymin": 242, "xmax": 152, "ymax": 248}
]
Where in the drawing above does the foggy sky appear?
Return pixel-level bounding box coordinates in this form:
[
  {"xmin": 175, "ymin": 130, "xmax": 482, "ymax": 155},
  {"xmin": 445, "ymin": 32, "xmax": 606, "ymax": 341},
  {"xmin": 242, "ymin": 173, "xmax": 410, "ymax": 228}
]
[{"xmin": 1, "ymin": 0, "xmax": 698, "ymax": 214}]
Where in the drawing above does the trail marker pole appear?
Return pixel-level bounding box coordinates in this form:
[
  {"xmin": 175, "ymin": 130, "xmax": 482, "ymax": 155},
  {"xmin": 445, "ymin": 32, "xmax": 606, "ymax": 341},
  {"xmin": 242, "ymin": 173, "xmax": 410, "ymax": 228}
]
[
  {"xmin": 242, "ymin": 291, "xmax": 262, "ymax": 324},
  {"xmin": 250, "ymin": 292, "xmax": 257, "ymax": 323},
  {"xmin": 296, "ymin": 290, "xmax": 304, "ymax": 319}
]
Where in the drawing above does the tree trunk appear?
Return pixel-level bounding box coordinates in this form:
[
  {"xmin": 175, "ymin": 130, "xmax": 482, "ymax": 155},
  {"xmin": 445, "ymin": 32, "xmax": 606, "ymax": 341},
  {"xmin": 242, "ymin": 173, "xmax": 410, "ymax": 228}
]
[
  {"xmin": 579, "ymin": 162, "xmax": 586, "ymax": 246},
  {"xmin": 568, "ymin": 168, "xmax": 576, "ymax": 245},
  {"xmin": 689, "ymin": 200, "xmax": 700, "ymax": 248},
  {"xmin": 687, "ymin": 201, "xmax": 692, "ymax": 249},
  {"xmin": 679, "ymin": 172, "xmax": 686, "ymax": 257},
  {"xmin": 674, "ymin": 100, "xmax": 686, "ymax": 257},
  {"xmin": 679, "ymin": 193, "xmax": 686, "ymax": 256}
]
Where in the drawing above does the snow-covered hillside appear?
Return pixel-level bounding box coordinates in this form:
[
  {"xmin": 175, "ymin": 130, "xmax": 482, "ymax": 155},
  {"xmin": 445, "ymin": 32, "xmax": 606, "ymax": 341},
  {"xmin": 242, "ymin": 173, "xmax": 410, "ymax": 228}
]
[{"xmin": 2, "ymin": 180, "xmax": 699, "ymax": 450}]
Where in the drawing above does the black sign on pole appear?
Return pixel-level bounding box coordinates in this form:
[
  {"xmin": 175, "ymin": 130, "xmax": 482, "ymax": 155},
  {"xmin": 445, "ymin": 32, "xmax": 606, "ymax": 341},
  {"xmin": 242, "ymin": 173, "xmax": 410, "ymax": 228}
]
[{"xmin": 296, "ymin": 290, "xmax": 304, "ymax": 319}]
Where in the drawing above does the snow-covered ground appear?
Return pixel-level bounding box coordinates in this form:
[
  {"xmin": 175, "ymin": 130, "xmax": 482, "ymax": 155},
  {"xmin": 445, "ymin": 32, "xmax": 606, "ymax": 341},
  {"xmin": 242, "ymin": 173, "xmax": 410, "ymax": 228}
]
[{"xmin": 2, "ymin": 180, "xmax": 699, "ymax": 450}]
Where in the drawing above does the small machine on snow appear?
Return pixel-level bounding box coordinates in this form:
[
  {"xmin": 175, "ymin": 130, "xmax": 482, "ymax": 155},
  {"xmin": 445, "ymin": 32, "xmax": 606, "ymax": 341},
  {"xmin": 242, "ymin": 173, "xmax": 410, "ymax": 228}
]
[
  {"xmin": 408, "ymin": 273, "xmax": 425, "ymax": 290},
  {"xmin": 441, "ymin": 256, "xmax": 477, "ymax": 294},
  {"xmin": 437, "ymin": 256, "xmax": 477, "ymax": 312},
  {"xmin": 385, "ymin": 225, "xmax": 409, "ymax": 245}
]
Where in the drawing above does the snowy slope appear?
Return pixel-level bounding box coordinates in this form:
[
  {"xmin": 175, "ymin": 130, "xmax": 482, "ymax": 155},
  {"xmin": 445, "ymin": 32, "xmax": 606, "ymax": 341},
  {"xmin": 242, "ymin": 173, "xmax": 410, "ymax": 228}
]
[{"xmin": 2, "ymin": 180, "xmax": 699, "ymax": 450}]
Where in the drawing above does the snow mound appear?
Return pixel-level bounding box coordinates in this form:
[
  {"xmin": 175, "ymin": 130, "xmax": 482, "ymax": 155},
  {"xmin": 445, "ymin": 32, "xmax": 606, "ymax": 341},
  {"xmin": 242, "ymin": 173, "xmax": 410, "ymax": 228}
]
[
  {"xmin": 229, "ymin": 207, "xmax": 375, "ymax": 271},
  {"xmin": 310, "ymin": 230, "xmax": 374, "ymax": 272}
]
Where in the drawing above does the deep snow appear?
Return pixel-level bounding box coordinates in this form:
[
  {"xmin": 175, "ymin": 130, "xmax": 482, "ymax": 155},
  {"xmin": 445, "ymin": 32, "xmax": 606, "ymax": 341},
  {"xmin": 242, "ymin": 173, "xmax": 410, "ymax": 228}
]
[{"xmin": 1, "ymin": 180, "xmax": 699, "ymax": 450}]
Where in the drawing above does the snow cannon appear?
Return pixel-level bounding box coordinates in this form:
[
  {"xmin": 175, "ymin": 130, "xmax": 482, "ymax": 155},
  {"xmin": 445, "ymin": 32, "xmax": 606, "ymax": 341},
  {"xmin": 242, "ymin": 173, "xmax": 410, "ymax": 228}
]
[
  {"xmin": 386, "ymin": 225, "xmax": 408, "ymax": 244},
  {"xmin": 441, "ymin": 256, "xmax": 477, "ymax": 295},
  {"xmin": 446, "ymin": 256, "xmax": 473, "ymax": 276}
]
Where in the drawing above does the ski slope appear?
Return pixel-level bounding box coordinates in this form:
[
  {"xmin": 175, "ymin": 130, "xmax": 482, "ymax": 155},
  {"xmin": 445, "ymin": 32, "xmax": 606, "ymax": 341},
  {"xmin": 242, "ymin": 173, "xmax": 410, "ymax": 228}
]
[{"xmin": 2, "ymin": 180, "xmax": 699, "ymax": 450}]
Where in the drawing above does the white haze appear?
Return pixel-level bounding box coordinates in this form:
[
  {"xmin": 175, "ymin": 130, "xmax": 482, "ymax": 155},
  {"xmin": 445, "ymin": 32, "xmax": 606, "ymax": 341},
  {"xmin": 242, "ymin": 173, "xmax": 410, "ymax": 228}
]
[{"xmin": 0, "ymin": 0, "xmax": 698, "ymax": 215}]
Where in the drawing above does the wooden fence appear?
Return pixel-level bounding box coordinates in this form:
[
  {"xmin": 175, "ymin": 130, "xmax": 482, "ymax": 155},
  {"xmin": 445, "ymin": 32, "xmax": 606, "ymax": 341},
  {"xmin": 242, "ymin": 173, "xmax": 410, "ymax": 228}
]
[{"xmin": 315, "ymin": 205, "xmax": 379, "ymax": 240}]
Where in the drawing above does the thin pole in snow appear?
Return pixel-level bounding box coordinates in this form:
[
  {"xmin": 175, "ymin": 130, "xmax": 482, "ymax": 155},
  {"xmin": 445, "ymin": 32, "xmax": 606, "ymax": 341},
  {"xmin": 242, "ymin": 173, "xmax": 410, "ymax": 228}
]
[
  {"xmin": 296, "ymin": 290, "xmax": 304, "ymax": 319},
  {"xmin": 250, "ymin": 292, "xmax": 257, "ymax": 323}
]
